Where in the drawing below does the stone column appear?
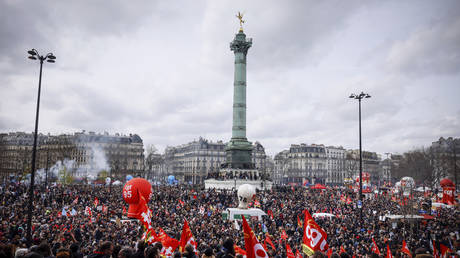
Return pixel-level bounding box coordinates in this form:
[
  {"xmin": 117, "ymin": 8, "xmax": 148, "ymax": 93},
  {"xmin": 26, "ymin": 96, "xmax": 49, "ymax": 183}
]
[{"xmin": 224, "ymin": 29, "xmax": 254, "ymax": 169}]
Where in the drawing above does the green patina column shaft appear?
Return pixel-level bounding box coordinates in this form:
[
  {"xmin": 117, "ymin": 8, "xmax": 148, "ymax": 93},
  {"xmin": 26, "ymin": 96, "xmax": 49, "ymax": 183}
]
[{"xmin": 224, "ymin": 28, "xmax": 255, "ymax": 169}]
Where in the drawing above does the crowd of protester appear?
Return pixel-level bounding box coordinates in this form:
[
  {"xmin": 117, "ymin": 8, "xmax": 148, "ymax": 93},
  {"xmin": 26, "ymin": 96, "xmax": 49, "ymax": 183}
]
[{"xmin": 0, "ymin": 180, "xmax": 458, "ymax": 258}]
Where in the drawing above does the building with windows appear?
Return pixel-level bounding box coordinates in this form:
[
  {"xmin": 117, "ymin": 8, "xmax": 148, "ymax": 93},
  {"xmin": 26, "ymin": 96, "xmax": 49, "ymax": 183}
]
[
  {"xmin": 163, "ymin": 137, "xmax": 268, "ymax": 184},
  {"xmin": 0, "ymin": 131, "xmax": 144, "ymax": 181},
  {"xmin": 273, "ymin": 143, "xmax": 327, "ymax": 185},
  {"xmin": 325, "ymin": 146, "xmax": 346, "ymax": 185},
  {"xmin": 345, "ymin": 150, "xmax": 381, "ymax": 185}
]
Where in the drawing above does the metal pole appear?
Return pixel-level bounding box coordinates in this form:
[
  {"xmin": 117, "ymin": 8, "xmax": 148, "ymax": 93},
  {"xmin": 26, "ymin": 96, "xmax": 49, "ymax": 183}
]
[
  {"xmin": 26, "ymin": 59, "xmax": 43, "ymax": 246},
  {"xmin": 45, "ymin": 145, "xmax": 49, "ymax": 190},
  {"xmin": 358, "ymin": 97, "xmax": 363, "ymax": 222}
]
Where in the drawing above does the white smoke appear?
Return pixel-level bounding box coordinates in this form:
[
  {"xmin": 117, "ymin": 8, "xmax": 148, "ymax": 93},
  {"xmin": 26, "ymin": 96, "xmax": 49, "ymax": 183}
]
[{"xmin": 89, "ymin": 143, "xmax": 110, "ymax": 173}]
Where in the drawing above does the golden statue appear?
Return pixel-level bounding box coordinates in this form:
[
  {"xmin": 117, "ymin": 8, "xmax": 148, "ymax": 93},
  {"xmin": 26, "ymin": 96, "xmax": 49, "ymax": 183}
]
[{"xmin": 236, "ymin": 11, "xmax": 245, "ymax": 31}]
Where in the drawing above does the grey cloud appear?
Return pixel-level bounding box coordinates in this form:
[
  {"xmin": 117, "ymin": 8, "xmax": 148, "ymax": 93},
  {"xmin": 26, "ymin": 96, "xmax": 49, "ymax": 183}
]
[{"xmin": 386, "ymin": 2, "xmax": 460, "ymax": 76}]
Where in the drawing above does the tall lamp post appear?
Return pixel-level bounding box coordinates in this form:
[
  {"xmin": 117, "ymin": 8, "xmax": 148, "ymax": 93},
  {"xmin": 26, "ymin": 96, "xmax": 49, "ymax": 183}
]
[
  {"xmin": 26, "ymin": 49, "xmax": 56, "ymax": 246},
  {"xmin": 349, "ymin": 91, "xmax": 371, "ymax": 222}
]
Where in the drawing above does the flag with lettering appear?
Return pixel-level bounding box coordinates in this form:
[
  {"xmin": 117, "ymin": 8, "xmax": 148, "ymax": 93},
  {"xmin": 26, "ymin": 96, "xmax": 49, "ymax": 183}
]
[
  {"xmin": 242, "ymin": 216, "xmax": 268, "ymax": 258},
  {"xmin": 302, "ymin": 209, "xmax": 329, "ymax": 256}
]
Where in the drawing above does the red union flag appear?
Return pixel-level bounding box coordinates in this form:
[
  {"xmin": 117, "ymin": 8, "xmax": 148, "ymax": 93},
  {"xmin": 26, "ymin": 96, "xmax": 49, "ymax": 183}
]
[
  {"xmin": 302, "ymin": 210, "xmax": 328, "ymax": 256},
  {"xmin": 242, "ymin": 216, "xmax": 268, "ymax": 258},
  {"xmin": 179, "ymin": 219, "xmax": 197, "ymax": 253}
]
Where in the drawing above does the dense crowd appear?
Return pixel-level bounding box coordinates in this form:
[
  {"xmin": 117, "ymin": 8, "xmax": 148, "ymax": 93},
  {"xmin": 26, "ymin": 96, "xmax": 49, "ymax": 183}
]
[{"xmin": 0, "ymin": 181, "xmax": 458, "ymax": 258}]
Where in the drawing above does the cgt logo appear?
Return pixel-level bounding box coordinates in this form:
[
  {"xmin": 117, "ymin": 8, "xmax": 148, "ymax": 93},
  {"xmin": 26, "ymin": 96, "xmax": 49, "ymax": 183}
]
[
  {"xmin": 444, "ymin": 190, "xmax": 453, "ymax": 196},
  {"xmin": 305, "ymin": 224, "xmax": 328, "ymax": 251}
]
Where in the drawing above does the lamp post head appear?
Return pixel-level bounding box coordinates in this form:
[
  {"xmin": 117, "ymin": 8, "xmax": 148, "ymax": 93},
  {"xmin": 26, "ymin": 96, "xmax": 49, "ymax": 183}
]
[
  {"xmin": 28, "ymin": 56, "xmax": 37, "ymax": 60},
  {"xmin": 349, "ymin": 94, "xmax": 356, "ymax": 99}
]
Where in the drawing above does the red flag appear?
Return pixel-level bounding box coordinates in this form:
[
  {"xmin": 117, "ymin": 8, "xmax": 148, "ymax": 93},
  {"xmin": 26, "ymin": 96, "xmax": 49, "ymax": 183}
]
[
  {"xmin": 179, "ymin": 200, "xmax": 185, "ymax": 206},
  {"xmin": 302, "ymin": 210, "xmax": 329, "ymax": 255},
  {"xmin": 144, "ymin": 228, "xmax": 158, "ymax": 244},
  {"xmin": 162, "ymin": 237, "xmax": 180, "ymax": 257},
  {"xmin": 242, "ymin": 216, "xmax": 268, "ymax": 258},
  {"xmin": 138, "ymin": 196, "xmax": 153, "ymax": 230},
  {"xmin": 372, "ymin": 237, "xmax": 381, "ymax": 255},
  {"xmin": 264, "ymin": 234, "xmax": 276, "ymax": 251},
  {"xmin": 286, "ymin": 244, "xmax": 295, "ymax": 258},
  {"xmin": 327, "ymin": 248, "xmax": 332, "ymax": 258},
  {"xmin": 93, "ymin": 197, "xmax": 99, "ymax": 207},
  {"xmin": 179, "ymin": 219, "xmax": 197, "ymax": 253},
  {"xmin": 122, "ymin": 206, "xmax": 127, "ymax": 216},
  {"xmin": 339, "ymin": 246, "xmax": 346, "ymax": 255},
  {"xmin": 158, "ymin": 228, "xmax": 180, "ymax": 256},
  {"xmin": 296, "ymin": 250, "xmax": 303, "ymax": 258},
  {"xmin": 386, "ymin": 243, "xmax": 393, "ymax": 258},
  {"xmin": 280, "ymin": 229, "xmax": 288, "ymax": 240},
  {"xmin": 346, "ymin": 197, "xmax": 352, "ymax": 204},
  {"xmin": 234, "ymin": 245, "xmax": 247, "ymax": 256},
  {"xmin": 432, "ymin": 240, "xmax": 439, "ymax": 258},
  {"xmin": 58, "ymin": 211, "xmax": 62, "ymax": 217},
  {"xmin": 439, "ymin": 243, "xmax": 452, "ymax": 257},
  {"xmin": 402, "ymin": 240, "xmax": 411, "ymax": 257}
]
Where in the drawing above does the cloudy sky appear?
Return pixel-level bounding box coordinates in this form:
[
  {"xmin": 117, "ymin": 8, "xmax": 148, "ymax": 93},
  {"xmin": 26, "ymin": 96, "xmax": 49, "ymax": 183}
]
[{"xmin": 1, "ymin": 0, "xmax": 459, "ymax": 157}]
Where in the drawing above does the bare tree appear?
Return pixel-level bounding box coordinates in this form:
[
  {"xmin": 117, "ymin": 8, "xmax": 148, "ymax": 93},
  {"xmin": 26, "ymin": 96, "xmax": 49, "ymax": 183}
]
[{"xmin": 393, "ymin": 148, "xmax": 435, "ymax": 188}]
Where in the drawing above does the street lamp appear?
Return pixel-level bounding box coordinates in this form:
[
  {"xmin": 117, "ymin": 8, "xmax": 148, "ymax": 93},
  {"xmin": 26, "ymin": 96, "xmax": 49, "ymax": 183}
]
[
  {"xmin": 26, "ymin": 49, "xmax": 56, "ymax": 246},
  {"xmin": 349, "ymin": 91, "xmax": 371, "ymax": 222}
]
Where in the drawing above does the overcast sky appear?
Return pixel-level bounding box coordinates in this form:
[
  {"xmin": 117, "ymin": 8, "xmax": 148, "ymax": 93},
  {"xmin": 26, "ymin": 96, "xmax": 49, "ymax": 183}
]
[{"xmin": 1, "ymin": 0, "xmax": 459, "ymax": 157}]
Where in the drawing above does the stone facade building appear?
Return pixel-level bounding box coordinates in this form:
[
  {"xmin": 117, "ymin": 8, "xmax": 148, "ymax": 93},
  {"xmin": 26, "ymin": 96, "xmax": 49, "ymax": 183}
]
[
  {"xmin": 345, "ymin": 150, "xmax": 381, "ymax": 185},
  {"xmin": 325, "ymin": 146, "xmax": 346, "ymax": 185},
  {"xmin": 163, "ymin": 137, "xmax": 268, "ymax": 184},
  {"xmin": 273, "ymin": 144, "xmax": 328, "ymax": 185},
  {"xmin": 0, "ymin": 131, "xmax": 144, "ymax": 181}
]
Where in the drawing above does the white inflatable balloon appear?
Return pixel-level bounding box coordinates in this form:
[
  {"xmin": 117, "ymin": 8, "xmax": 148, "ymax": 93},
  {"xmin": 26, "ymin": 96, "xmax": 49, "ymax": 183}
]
[{"xmin": 237, "ymin": 184, "xmax": 256, "ymax": 209}]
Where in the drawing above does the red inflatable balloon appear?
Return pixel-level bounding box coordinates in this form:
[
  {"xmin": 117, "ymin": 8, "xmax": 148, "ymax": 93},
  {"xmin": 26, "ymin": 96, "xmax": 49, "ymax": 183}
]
[{"xmin": 123, "ymin": 178, "xmax": 152, "ymax": 218}]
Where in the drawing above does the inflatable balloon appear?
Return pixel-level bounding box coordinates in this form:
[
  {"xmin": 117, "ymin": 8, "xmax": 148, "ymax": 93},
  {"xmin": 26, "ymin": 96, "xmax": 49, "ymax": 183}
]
[
  {"xmin": 167, "ymin": 175, "xmax": 175, "ymax": 185},
  {"xmin": 123, "ymin": 178, "xmax": 152, "ymax": 218},
  {"xmin": 126, "ymin": 175, "xmax": 133, "ymax": 181},
  {"xmin": 440, "ymin": 178, "xmax": 455, "ymax": 205},
  {"xmin": 237, "ymin": 184, "xmax": 256, "ymax": 209}
]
